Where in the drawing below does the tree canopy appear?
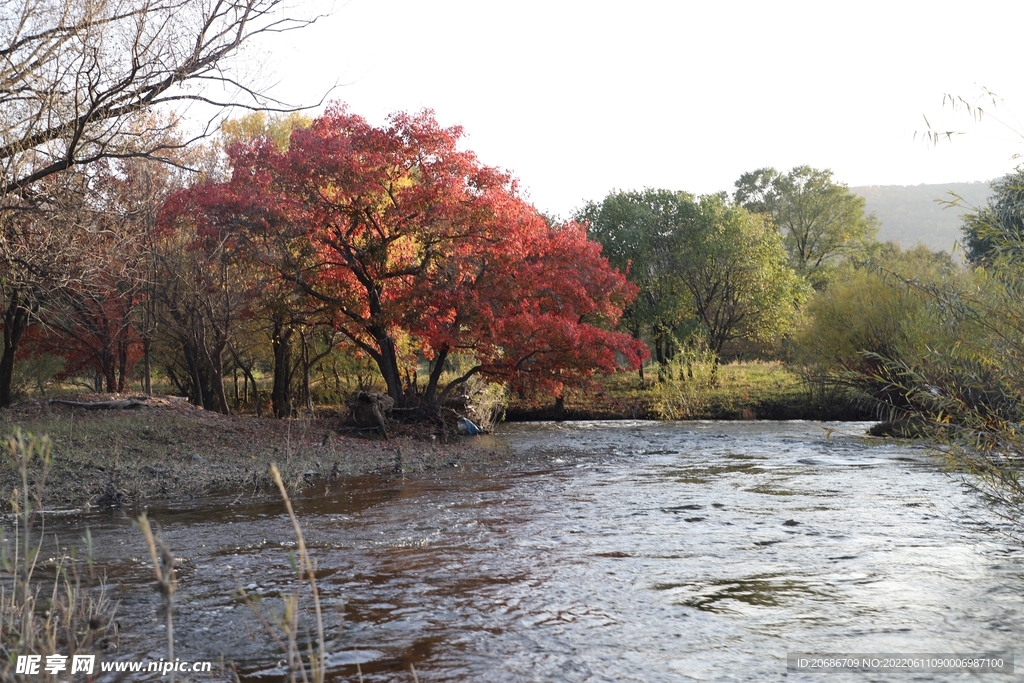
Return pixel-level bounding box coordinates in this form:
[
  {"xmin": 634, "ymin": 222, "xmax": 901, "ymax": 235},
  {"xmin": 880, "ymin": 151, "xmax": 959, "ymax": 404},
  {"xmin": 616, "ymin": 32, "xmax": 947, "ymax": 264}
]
[
  {"xmin": 164, "ymin": 105, "xmax": 646, "ymax": 409},
  {"xmin": 962, "ymin": 168, "xmax": 1024, "ymax": 266},
  {"xmin": 575, "ymin": 189, "xmax": 695, "ymax": 363},
  {"xmin": 672, "ymin": 194, "xmax": 806, "ymax": 355},
  {"xmin": 734, "ymin": 165, "xmax": 877, "ymax": 288},
  {"xmin": 579, "ymin": 189, "xmax": 805, "ymax": 363}
]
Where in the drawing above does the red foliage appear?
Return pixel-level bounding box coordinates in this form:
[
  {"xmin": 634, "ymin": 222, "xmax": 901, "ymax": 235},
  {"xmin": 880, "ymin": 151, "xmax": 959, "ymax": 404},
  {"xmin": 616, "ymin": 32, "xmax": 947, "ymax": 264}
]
[
  {"xmin": 411, "ymin": 210, "xmax": 646, "ymax": 396},
  {"xmin": 47, "ymin": 278, "xmax": 144, "ymax": 392},
  {"xmin": 164, "ymin": 103, "xmax": 646, "ymax": 404}
]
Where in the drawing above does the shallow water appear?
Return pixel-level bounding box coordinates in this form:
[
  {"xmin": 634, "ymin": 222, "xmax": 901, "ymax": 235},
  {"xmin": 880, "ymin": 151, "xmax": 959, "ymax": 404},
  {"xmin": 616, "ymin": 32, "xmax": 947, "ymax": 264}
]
[{"xmin": 25, "ymin": 421, "xmax": 1024, "ymax": 681}]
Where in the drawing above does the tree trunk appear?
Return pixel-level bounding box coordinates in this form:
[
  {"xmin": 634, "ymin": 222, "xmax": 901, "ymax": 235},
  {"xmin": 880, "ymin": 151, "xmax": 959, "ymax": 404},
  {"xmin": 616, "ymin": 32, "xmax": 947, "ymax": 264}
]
[
  {"xmin": 103, "ymin": 348, "xmax": 117, "ymax": 393},
  {"xmin": 184, "ymin": 342, "xmax": 205, "ymax": 409},
  {"xmin": 142, "ymin": 337, "xmax": 153, "ymax": 395},
  {"xmin": 423, "ymin": 347, "xmax": 449, "ymax": 407},
  {"xmin": 1, "ymin": 295, "xmax": 32, "ymax": 408},
  {"xmin": 271, "ymin": 317, "xmax": 294, "ymax": 418},
  {"xmin": 206, "ymin": 340, "xmax": 230, "ymax": 414},
  {"xmin": 228, "ymin": 343, "xmax": 262, "ymax": 418},
  {"xmin": 372, "ymin": 332, "xmax": 406, "ymax": 409},
  {"xmin": 301, "ymin": 330, "xmax": 313, "ymax": 415},
  {"xmin": 554, "ymin": 395, "xmax": 565, "ymax": 421},
  {"xmin": 117, "ymin": 339, "xmax": 129, "ymax": 393}
]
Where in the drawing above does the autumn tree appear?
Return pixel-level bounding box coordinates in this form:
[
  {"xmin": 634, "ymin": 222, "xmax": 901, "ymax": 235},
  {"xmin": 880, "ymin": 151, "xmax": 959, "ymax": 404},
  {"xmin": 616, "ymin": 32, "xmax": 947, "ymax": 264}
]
[
  {"xmin": 0, "ymin": 196, "xmax": 81, "ymax": 406},
  {"xmin": 411, "ymin": 210, "xmax": 647, "ymax": 405},
  {"xmin": 41, "ymin": 153, "xmax": 184, "ymax": 394},
  {"xmin": 222, "ymin": 112, "xmax": 319, "ymax": 417},
  {"xmin": 161, "ymin": 113, "xmax": 322, "ymax": 417},
  {"xmin": 0, "ymin": 0, "xmax": 320, "ymax": 408},
  {"xmin": 172, "ymin": 104, "xmax": 644, "ymax": 410},
  {"xmin": 734, "ymin": 166, "xmax": 877, "ymax": 288},
  {"xmin": 153, "ymin": 194, "xmax": 262, "ymax": 413}
]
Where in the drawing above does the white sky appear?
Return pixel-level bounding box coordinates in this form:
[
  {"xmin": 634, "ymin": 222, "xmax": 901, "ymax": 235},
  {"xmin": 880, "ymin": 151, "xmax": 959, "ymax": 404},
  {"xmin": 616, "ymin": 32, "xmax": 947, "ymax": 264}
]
[{"xmin": 248, "ymin": 0, "xmax": 1024, "ymax": 219}]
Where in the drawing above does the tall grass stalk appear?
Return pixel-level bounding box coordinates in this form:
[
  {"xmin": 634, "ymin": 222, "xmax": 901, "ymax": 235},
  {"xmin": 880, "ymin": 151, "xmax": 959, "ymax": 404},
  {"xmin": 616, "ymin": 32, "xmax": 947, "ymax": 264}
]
[
  {"xmin": 649, "ymin": 345, "xmax": 717, "ymax": 420},
  {"xmin": 135, "ymin": 512, "xmax": 176, "ymax": 682},
  {"xmin": 236, "ymin": 464, "xmax": 328, "ymax": 683},
  {"xmin": 272, "ymin": 463, "xmax": 326, "ymax": 683}
]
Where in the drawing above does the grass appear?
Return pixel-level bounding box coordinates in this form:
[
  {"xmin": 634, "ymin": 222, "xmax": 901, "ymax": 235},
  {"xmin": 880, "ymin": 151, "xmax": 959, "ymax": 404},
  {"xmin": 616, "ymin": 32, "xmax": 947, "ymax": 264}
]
[
  {"xmin": 1, "ymin": 430, "xmax": 117, "ymax": 681},
  {"xmin": 507, "ymin": 361, "xmax": 871, "ymax": 421}
]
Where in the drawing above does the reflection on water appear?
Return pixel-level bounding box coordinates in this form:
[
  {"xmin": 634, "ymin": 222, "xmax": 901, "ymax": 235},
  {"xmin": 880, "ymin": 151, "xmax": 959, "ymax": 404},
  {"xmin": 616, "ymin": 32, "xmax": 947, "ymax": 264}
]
[{"xmin": 24, "ymin": 421, "xmax": 1024, "ymax": 681}]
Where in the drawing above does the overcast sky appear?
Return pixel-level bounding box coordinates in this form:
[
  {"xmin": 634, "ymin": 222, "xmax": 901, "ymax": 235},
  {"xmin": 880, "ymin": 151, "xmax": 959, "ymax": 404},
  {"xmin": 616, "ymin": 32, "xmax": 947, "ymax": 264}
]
[{"xmin": 247, "ymin": 0, "xmax": 1024, "ymax": 218}]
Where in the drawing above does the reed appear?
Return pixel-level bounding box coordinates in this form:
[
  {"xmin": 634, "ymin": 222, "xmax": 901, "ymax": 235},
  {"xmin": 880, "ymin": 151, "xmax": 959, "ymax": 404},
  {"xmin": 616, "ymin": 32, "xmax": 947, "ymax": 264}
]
[
  {"xmin": 235, "ymin": 464, "xmax": 330, "ymax": 683},
  {"xmin": 1, "ymin": 429, "xmax": 115, "ymax": 681},
  {"xmin": 135, "ymin": 512, "xmax": 177, "ymax": 682}
]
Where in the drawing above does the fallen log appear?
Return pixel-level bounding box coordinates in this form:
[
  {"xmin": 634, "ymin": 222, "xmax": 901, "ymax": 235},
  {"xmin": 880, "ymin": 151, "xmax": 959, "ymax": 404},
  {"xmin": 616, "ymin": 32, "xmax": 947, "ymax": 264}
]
[{"xmin": 49, "ymin": 398, "xmax": 149, "ymax": 410}]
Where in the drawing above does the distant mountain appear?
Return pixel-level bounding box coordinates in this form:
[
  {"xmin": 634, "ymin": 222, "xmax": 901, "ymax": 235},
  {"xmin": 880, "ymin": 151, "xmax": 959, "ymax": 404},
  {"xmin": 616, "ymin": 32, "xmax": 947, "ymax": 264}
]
[{"xmin": 850, "ymin": 181, "xmax": 993, "ymax": 253}]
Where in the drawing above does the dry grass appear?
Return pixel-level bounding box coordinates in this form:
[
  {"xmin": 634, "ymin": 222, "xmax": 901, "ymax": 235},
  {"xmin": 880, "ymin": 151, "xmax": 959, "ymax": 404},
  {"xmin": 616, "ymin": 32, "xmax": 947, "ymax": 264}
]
[
  {"xmin": 507, "ymin": 361, "xmax": 867, "ymax": 421},
  {"xmin": 1, "ymin": 430, "xmax": 117, "ymax": 681}
]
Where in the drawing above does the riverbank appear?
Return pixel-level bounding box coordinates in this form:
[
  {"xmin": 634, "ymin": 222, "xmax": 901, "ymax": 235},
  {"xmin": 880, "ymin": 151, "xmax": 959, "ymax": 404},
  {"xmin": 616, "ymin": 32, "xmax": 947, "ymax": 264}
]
[
  {"xmin": 2, "ymin": 363, "xmax": 875, "ymax": 510},
  {"xmin": 0, "ymin": 396, "xmax": 515, "ymax": 511},
  {"xmin": 506, "ymin": 362, "xmax": 874, "ymax": 421}
]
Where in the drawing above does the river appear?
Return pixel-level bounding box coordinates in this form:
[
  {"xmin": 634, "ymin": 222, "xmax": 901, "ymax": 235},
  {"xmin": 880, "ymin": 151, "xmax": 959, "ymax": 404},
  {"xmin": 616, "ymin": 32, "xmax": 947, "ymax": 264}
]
[{"xmin": 27, "ymin": 421, "xmax": 1024, "ymax": 681}]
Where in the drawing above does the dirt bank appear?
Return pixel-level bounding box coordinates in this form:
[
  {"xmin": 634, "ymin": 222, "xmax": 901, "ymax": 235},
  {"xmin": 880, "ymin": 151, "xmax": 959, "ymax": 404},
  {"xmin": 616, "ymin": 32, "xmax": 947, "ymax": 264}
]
[{"xmin": 1, "ymin": 395, "xmax": 516, "ymax": 511}]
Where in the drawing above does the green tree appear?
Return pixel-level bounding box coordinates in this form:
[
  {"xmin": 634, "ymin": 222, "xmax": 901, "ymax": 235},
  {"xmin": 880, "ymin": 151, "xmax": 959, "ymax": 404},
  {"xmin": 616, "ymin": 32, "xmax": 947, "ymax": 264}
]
[
  {"xmin": 575, "ymin": 189, "xmax": 695, "ymax": 368},
  {"xmin": 671, "ymin": 194, "xmax": 806, "ymax": 358},
  {"xmin": 734, "ymin": 165, "xmax": 877, "ymax": 288},
  {"xmin": 579, "ymin": 190, "xmax": 805, "ymax": 366},
  {"xmin": 961, "ymin": 168, "xmax": 1024, "ymax": 265}
]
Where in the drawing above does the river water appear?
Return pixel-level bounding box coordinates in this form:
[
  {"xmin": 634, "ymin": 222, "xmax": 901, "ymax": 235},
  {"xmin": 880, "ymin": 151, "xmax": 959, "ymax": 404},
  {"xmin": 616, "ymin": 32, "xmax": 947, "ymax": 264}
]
[{"xmin": 31, "ymin": 421, "xmax": 1024, "ymax": 681}]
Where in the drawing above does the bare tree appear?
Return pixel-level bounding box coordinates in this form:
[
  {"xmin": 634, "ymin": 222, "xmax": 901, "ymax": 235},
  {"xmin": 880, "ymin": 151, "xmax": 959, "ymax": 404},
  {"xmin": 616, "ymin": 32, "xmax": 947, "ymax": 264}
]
[
  {"xmin": 44, "ymin": 151, "xmax": 183, "ymax": 394},
  {"xmin": 0, "ymin": 174, "xmax": 88, "ymax": 405},
  {"xmin": 0, "ymin": 0, "xmax": 323, "ymax": 201}
]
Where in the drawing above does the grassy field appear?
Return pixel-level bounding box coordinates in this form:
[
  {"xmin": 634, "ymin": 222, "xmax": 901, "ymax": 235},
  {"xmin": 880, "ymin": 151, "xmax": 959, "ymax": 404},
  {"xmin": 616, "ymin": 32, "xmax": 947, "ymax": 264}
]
[{"xmin": 506, "ymin": 361, "xmax": 872, "ymax": 421}]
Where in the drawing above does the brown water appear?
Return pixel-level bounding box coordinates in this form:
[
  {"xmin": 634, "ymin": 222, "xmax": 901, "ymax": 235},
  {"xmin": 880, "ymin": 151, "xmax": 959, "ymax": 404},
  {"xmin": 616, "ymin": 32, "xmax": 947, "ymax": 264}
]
[{"xmin": 24, "ymin": 421, "xmax": 1024, "ymax": 681}]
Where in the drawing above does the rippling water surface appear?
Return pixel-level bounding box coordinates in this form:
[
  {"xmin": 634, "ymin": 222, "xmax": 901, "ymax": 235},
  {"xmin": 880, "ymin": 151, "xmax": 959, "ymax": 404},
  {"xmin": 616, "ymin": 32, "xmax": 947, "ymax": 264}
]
[{"xmin": 38, "ymin": 421, "xmax": 1024, "ymax": 681}]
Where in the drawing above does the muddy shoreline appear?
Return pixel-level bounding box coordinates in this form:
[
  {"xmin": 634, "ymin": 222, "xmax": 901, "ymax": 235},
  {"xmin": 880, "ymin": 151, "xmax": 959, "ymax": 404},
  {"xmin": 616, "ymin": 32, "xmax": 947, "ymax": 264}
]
[
  {"xmin": 504, "ymin": 396, "xmax": 874, "ymax": 422},
  {"xmin": 2, "ymin": 387, "xmax": 878, "ymax": 512},
  {"xmin": 0, "ymin": 397, "xmax": 522, "ymax": 512}
]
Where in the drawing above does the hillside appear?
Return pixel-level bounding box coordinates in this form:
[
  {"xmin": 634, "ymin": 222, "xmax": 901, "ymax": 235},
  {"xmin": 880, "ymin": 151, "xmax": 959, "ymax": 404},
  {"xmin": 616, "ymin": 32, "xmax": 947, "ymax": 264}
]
[{"xmin": 850, "ymin": 181, "xmax": 993, "ymax": 253}]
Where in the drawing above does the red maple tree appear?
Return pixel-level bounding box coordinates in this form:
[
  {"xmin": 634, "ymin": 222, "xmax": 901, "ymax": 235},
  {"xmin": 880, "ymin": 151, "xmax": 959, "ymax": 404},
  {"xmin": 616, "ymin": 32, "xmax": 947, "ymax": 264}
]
[{"xmin": 166, "ymin": 104, "xmax": 645, "ymax": 408}]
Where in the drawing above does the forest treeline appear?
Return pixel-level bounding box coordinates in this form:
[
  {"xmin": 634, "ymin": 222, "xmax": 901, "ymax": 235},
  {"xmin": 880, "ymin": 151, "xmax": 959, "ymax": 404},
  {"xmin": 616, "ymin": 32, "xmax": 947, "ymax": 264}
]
[
  {"xmin": 2, "ymin": 106, "xmax": 1023, "ymax": 438},
  {"xmin": 0, "ymin": 107, "xmax": 649, "ymax": 419},
  {"xmin": 580, "ymin": 164, "xmax": 1024, "ymax": 521}
]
